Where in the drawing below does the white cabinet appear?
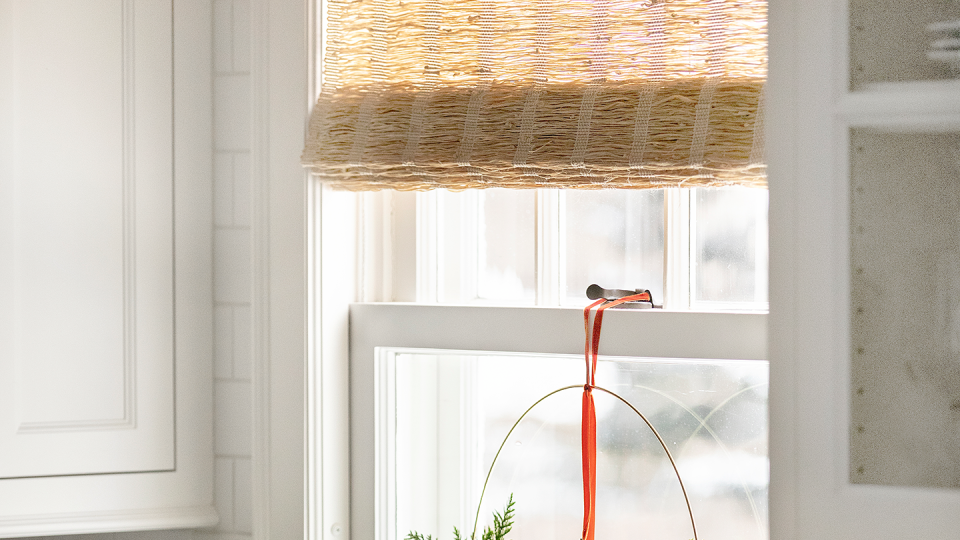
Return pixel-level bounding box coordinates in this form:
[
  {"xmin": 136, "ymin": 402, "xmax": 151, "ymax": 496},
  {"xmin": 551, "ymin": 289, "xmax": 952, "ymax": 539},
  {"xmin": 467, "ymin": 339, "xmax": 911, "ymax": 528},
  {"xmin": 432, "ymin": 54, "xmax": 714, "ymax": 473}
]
[
  {"xmin": 0, "ymin": 0, "xmax": 214, "ymax": 535},
  {"xmin": 770, "ymin": 0, "xmax": 960, "ymax": 538},
  {"xmin": 0, "ymin": 0, "xmax": 175, "ymax": 480}
]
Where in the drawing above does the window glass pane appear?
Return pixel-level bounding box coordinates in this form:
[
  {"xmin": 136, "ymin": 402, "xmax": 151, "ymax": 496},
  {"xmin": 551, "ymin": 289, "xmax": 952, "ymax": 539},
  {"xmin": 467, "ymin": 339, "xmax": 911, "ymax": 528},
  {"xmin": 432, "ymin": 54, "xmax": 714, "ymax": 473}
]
[
  {"xmin": 434, "ymin": 189, "xmax": 536, "ymax": 304},
  {"xmin": 693, "ymin": 188, "xmax": 768, "ymax": 307},
  {"xmin": 424, "ymin": 187, "xmax": 768, "ymax": 308},
  {"xmin": 436, "ymin": 189, "xmax": 478, "ymax": 303},
  {"xmin": 562, "ymin": 190, "xmax": 665, "ymax": 305},
  {"xmin": 477, "ymin": 189, "xmax": 536, "ymax": 303},
  {"xmin": 394, "ymin": 352, "xmax": 769, "ymax": 540}
]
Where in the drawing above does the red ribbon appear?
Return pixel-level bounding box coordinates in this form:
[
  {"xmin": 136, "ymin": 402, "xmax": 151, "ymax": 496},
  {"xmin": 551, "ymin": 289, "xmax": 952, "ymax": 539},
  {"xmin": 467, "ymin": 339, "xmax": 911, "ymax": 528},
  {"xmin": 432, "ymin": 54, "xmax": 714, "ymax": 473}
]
[{"xmin": 581, "ymin": 293, "xmax": 651, "ymax": 540}]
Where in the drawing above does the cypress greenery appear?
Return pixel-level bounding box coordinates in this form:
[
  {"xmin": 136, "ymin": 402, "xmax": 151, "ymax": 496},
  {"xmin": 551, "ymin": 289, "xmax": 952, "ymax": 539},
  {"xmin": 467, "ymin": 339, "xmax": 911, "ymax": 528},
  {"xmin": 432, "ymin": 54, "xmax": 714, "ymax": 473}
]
[{"xmin": 405, "ymin": 494, "xmax": 515, "ymax": 540}]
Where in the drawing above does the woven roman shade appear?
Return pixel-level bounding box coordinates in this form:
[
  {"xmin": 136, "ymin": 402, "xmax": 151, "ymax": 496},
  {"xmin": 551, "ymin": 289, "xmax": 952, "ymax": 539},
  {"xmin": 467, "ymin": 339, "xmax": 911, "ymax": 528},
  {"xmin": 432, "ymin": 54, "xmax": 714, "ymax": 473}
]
[{"xmin": 302, "ymin": 0, "xmax": 767, "ymax": 191}]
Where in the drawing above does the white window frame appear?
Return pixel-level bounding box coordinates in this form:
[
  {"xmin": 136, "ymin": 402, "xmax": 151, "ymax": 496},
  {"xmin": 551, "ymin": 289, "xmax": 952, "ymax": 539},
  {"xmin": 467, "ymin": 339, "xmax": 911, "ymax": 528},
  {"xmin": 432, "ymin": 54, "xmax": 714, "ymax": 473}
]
[
  {"xmin": 349, "ymin": 304, "xmax": 767, "ymax": 540},
  {"xmin": 306, "ymin": 180, "xmax": 771, "ymax": 540},
  {"xmin": 344, "ymin": 185, "xmax": 771, "ymax": 540}
]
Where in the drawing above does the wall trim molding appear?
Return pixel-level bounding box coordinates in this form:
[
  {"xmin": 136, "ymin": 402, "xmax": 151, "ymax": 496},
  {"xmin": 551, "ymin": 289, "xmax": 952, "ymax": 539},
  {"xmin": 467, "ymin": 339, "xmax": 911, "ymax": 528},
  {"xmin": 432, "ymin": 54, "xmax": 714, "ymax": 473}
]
[
  {"xmin": 0, "ymin": 506, "xmax": 217, "ymax": 538},
  {"xmin": 305, "ymin": 3, "xmax": 321, "ymax": 540},
  {"xmin": 251, "ymin": 1, "xmax": 309, "ymax": 540}
]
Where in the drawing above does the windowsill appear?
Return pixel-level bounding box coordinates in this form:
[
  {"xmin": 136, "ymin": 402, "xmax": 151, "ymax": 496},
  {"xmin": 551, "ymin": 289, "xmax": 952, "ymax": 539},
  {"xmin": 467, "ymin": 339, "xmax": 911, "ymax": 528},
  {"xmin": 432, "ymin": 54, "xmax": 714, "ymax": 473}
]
[
  {"xmin": 352, "ymin": 301, "xmax": 768, "ymax": 316},
  {"xmin": 349, "ymin": 303, "xmax": 767, "ymax": 361}
]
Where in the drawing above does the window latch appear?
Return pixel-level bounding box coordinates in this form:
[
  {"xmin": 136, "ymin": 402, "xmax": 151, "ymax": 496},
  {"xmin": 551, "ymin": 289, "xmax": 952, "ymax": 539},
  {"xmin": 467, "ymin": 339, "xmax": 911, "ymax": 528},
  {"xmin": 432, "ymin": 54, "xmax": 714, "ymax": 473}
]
[{"xmin": 585, "ymin": 284, "xmax": 661, "ymax": 309}]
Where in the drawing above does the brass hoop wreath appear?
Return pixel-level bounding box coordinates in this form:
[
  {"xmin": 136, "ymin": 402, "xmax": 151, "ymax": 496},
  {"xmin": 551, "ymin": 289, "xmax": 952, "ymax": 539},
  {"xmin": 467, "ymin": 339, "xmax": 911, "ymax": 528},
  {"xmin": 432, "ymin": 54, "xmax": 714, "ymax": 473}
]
[{"xmin": 471, "ymin": 384, "xmax": 698, "ymax": 540}]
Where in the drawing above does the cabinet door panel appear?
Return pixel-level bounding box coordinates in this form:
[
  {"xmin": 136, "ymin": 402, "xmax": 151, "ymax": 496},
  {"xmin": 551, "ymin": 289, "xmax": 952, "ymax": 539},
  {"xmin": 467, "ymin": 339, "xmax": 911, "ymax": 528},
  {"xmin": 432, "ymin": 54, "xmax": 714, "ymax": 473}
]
[{"xmin": 0, "ymin": 0, "xmax": 174, "ymax": 478}]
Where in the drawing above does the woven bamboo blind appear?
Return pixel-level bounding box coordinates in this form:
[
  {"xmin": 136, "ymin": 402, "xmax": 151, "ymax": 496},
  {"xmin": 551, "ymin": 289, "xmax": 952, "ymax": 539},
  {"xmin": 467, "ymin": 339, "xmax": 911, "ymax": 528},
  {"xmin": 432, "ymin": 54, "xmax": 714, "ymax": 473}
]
[{"xmin": 302, "ymin": 0, "xmax": 767, "ymax": 191}]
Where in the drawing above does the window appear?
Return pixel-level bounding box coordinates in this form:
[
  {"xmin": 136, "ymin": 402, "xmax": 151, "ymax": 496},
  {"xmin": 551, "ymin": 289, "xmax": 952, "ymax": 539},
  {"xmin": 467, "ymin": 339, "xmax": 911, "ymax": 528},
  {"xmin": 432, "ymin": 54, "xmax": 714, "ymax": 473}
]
[
  {"xmin": 356, "ymin": 187, "xmax": 768, "ymax": 310},
  {"xmin": 304, "ymin": 1, "xmax": 770, "ymax": 539},
  {"xmin": 345, "ymin": 188, "xmax": 770, "ymax": 540}
]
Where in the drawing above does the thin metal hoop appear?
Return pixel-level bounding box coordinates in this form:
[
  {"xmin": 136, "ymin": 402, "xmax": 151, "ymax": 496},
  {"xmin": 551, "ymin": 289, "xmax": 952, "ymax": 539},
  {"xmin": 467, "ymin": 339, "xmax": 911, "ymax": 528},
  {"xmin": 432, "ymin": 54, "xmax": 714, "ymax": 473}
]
[{"xmin": 471, "ymin": 385, "xmax": 698, "ymax": 540}]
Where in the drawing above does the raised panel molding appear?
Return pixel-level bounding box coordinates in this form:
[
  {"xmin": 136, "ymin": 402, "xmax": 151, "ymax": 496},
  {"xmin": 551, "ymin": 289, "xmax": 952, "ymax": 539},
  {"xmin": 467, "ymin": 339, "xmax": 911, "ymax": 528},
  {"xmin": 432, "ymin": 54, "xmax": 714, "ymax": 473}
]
[{"xmin": 16, "ymin": 0, "xmax": 140, "ymax": 436}]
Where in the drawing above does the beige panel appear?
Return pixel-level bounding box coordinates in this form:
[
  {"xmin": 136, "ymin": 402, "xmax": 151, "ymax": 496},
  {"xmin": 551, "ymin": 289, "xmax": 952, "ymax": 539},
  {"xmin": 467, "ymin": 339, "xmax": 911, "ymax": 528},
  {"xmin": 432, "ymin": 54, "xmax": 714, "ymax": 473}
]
[
  {"xmin": 0, "ymin": 0, "xmax": 174, "ymax": 478},
  {"xmin": 850, "ymin": 130, "xmax": 960, "ymax": 488},
  {"xmin": 849, "ymin": 0, "xmax": 960, "ymax": 90}
]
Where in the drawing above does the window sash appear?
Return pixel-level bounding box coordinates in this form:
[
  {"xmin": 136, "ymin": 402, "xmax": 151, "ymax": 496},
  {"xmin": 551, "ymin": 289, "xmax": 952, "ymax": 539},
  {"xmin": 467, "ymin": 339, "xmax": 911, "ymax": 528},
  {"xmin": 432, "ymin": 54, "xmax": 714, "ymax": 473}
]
[
  {"xmin": 357, "ymin": 189, "xmax": 769, "ymax": 310},
  {"xmin": 348, "ymin": 303, "xmax": 767, "ymax": 540}
]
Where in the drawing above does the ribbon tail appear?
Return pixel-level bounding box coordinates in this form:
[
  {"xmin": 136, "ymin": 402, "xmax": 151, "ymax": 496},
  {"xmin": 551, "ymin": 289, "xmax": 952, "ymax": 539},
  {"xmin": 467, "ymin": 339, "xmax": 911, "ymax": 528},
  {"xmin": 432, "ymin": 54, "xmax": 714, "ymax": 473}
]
[{"xmin": 581, "ymin": 387, "xmax": 597, "ymax": 540}]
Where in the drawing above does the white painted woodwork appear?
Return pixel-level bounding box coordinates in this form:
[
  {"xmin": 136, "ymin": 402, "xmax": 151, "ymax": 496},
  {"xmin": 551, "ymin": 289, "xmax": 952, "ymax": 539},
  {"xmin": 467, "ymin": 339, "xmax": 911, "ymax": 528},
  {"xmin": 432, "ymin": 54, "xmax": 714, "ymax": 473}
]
[
  {"xmin": 0, "ymin": 0, "xmax": 215, "ymax": 534},
  {"xmin": 350, "ymin": 304, "xmax": 767, "ymax": 540},
  {"xmin": 252, "ymin": 1, "xmax": 311, "ymax": 540},
  {"xmin": 0, "ymin": 0, "xmax": 174, "ymax": 478},
  {"xmin": 768, "ymin": 0, "xmax": 960, "ymax": 537}
]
